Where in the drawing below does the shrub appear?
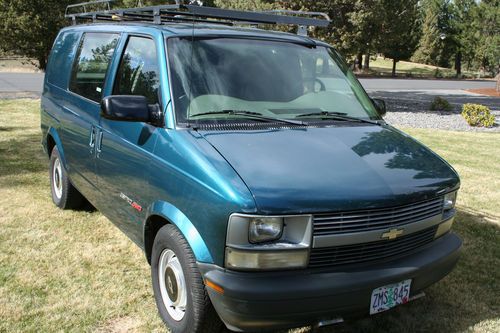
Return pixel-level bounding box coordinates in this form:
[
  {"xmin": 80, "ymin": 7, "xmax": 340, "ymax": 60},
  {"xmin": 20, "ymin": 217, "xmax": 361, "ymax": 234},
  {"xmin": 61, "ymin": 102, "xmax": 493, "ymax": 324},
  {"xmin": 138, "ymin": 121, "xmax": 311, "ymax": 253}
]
[
  {"xmin": 433, "ymin": 68, "xmax": 443, "ymax": 78},
  {"xmin": 461, "ymin": 104, "xmax": 496, "ymax": 127},
  {"xmin": 430, "ymin": 97, "xmax": 453, "ymax": 111}
]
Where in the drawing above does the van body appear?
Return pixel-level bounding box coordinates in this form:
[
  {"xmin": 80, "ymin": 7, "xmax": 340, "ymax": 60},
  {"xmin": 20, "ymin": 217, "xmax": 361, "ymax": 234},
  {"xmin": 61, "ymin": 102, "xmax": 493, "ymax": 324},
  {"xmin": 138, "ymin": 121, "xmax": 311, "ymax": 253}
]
[{"xmin": 41, "ymin": 19, "xmax": 461, "ymax": 333}]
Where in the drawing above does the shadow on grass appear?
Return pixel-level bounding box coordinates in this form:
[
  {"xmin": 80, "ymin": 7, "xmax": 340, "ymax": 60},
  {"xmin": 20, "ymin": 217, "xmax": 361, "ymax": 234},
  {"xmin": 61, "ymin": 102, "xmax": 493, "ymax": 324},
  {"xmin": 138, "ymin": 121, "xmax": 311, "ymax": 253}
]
[
  {"xmin": 0, "ymin": 132, "xmax": 47, "ymax": 178},
  {"xmin": 0, "ymin": 128, "xmax": 96, "ymax": 212},
  {"xmin": 290, "ymin": 209, "xmax": 499, "ymax": 333}
]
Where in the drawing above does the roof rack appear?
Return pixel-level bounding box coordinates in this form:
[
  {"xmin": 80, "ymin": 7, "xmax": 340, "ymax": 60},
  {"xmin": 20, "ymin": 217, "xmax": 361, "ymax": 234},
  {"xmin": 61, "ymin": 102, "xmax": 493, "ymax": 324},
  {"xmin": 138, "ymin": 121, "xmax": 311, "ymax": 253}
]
[{"xmin": 65, "ymin": 0, "xmax": 331, "ymax": 36}]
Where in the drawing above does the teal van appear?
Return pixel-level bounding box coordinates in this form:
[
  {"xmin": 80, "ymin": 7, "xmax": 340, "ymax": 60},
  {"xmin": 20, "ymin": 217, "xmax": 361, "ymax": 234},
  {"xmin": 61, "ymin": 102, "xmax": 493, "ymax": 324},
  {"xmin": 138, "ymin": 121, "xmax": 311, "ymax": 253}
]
[{"xmin": 41, "ymin": 3, "xmax": 462, "ymax": 332}]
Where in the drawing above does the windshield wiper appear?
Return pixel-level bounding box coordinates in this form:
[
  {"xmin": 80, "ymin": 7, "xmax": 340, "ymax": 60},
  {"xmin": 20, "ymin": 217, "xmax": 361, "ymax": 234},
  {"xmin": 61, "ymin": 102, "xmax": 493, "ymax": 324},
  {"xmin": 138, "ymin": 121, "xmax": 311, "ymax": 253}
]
[
  {"xmin": 295, "ymin": 111, "xmax": 381, "ymax": 125},
  {"xmin": 190, "ymin": 110, "xmax": 307, "ymax": 126}
]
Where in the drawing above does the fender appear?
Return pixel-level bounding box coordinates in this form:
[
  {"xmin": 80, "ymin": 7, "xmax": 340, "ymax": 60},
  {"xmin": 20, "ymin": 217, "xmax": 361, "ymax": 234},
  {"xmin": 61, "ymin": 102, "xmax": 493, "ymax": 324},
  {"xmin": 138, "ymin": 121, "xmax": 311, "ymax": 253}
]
[
  {"xmin": 146, "ymin": 200, "xmax": 214, "ymax": 263},
  {"xmin": 46, "ymin": 127, "xmax": 68, "ymax": 169}
]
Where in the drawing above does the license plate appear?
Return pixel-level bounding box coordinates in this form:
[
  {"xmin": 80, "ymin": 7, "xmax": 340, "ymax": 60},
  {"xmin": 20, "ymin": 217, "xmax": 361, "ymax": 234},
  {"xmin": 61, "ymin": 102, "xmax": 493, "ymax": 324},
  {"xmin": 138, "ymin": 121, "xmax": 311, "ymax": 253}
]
[{"xmin": 370, "ymin": 279, "xmax": 412, "ymax": 315}]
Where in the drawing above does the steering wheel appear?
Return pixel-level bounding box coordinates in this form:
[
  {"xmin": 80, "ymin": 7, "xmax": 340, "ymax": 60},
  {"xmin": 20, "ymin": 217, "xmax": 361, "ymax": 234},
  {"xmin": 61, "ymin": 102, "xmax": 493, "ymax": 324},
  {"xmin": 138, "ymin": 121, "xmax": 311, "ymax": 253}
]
[{"xmin": 304, "ymin": 78, "xmax": 326, "ymax": 92}]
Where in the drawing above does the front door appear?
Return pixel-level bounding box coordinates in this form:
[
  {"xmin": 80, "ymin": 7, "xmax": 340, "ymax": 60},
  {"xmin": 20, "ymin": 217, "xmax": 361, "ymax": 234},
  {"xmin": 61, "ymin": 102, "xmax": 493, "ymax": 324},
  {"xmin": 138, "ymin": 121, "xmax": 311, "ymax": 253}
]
[{"xmin": 96, "ymin": 35, "xmax": 161, "ymax": 244}]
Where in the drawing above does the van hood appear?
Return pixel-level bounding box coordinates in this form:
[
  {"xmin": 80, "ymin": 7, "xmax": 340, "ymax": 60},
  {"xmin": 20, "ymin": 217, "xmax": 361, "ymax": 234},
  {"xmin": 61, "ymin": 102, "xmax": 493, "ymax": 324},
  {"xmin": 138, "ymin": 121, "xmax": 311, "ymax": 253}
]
[{"xmin": 199, "ymin": 125, "xmax": 459, "ymax": 214}]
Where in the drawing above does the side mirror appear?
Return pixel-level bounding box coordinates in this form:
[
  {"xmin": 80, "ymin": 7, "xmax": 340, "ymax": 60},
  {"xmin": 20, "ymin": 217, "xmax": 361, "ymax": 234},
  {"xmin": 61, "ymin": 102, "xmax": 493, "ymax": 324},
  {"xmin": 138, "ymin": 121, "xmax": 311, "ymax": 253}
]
[
  {"xmin": 101, "ymin": 95, "xmax": 163, "ymax": 126},
  {"xmin": 372, "ymin": 98, "xmax": 387, "ymax": 117}
]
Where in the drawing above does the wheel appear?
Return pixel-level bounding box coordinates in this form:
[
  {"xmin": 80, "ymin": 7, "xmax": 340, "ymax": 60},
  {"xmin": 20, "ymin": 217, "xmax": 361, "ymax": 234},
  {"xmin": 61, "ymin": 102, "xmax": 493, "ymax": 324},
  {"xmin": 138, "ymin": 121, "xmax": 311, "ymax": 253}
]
[
  {"xmin": 151, "ymin": 225, "xmax": 228, "ymax": 333},
  {"xmin": 49, "ymin": 146, "xmax": 84, "ymax": 209}
]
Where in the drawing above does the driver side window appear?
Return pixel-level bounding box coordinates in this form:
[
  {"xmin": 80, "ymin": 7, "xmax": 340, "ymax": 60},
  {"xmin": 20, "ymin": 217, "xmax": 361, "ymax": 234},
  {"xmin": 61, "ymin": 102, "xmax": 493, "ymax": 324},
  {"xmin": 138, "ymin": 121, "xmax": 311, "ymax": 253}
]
[{"xmin": 113, "ymin": 36, "xmax": 160, "ymax": 104}]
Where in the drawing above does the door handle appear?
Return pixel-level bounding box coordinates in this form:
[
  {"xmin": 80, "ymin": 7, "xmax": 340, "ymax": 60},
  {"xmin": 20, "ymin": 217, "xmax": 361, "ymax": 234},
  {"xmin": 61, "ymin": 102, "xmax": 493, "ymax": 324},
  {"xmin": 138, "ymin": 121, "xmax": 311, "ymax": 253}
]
[
  {"xmin": 89, "ymin": 126, "xmax": 96, "ymax": 152},
  {"xmin": 96, "ymin": 130, "xmax": 103, "ymax": 156}
]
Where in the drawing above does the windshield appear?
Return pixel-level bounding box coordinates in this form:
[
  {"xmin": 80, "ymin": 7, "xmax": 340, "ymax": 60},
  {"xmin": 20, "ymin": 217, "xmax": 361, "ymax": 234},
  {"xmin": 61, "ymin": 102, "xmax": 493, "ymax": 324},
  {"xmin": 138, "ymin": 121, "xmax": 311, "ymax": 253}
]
[{"xmin": 167, "ymin": 37, "xmax": 379, "ymax": 125}]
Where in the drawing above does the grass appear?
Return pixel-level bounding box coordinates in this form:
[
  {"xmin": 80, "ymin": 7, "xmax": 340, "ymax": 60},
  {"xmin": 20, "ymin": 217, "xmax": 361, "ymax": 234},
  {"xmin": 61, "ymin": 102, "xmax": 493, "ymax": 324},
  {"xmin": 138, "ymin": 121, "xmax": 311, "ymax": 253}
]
[
  {"xmin": 366, "ymin": 56, "xmax": 481, "ymax": 79},
  {"xmin": 0, "ymin": 58, "xmax": 39, "ymax": 73},
  {"xmin": 1, "ymin": 99, "xmax": 499, "ymax": 333}
]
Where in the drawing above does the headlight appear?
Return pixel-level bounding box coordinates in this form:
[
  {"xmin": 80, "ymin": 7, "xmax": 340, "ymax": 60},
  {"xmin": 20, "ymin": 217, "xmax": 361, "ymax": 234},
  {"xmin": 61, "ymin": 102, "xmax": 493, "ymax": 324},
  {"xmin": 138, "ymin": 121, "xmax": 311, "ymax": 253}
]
[
  {"xmin": 225, "ymin": 214, "xmax": 312, "ymax": 271},
  {"xmin": 444, "ymin": 191, "xmax": 457, "ymax": 210},
  {"xmin": 225, "ymin": 248, "xmax": 308, "ymax": 270},
  {"xmin": 248, "ymin": 217, "xmax": 283, "ymax": 243}
]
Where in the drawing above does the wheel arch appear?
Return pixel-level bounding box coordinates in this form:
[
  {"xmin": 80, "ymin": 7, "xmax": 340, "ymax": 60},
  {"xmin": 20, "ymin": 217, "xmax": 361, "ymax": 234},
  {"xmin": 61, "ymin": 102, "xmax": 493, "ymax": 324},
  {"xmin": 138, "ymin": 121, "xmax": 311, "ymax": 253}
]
[
  {"xmin": 45, "ymin": 128, "xmax": 68, "ymax": 168},
  {"xmin": 144, "ymin": 201, "xmax": 214, "ymax": 265}
]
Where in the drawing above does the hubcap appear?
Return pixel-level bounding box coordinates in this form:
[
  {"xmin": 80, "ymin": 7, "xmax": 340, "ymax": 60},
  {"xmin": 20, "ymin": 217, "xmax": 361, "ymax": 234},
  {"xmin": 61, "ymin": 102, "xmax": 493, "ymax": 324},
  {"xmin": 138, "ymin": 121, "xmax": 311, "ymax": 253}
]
[
  {"xmin": 52, "ymin": 158, "xmax": 63, "ymax": 199},
  {"xmin": 158, "ymin": 249, "xmax": 187, "ymax": 321}
]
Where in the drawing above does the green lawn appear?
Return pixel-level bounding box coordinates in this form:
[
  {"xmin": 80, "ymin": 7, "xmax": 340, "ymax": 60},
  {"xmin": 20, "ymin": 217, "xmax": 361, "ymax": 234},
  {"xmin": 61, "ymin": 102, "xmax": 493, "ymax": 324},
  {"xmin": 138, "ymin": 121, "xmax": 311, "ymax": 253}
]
[
  {"xmin": 1, "ymin": 99, "xmax": 499, "ymax": 333},
  {"xmin": 366, "ymin": 57, "xmax": 481, "ymax": 79}
]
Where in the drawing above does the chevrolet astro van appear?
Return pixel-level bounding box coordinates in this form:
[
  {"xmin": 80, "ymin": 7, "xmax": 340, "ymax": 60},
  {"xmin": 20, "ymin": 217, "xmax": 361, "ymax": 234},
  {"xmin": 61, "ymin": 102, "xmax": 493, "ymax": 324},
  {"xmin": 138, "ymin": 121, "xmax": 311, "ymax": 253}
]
[{"xmin": 41, "ymin": 3, "xmax": 462, "ymax": 333}]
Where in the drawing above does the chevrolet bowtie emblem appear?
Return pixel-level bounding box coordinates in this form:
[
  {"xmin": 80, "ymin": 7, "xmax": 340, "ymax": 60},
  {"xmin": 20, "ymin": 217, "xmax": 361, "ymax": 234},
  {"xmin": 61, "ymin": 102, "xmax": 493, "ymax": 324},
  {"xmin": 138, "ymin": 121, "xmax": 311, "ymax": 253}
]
[{"xmin": 381, "ymin": 228, "xmax": 404, "ymax": 240}]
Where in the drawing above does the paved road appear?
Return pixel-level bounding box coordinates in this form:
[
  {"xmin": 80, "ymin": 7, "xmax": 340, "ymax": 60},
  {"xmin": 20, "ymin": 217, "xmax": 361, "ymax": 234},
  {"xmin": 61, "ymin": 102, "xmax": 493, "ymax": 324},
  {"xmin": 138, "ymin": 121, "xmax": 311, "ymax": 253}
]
[
  {"xmin": 0, "ymin": 73, "xmax": 45, "ymax": 94},
  {"xmin": 0, "ymin": 72, "xmax": 496, "ymax": 96},
  {"xmin": 360, "ymin": 78, "xmax": 495, "ymax": 91}
]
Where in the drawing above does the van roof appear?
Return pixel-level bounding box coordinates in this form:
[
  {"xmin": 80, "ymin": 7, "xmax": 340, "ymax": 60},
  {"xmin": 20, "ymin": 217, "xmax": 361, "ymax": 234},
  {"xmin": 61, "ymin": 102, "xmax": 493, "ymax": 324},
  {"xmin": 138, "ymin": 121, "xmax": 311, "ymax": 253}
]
[{"xmin": 61, "ymin": 21, "xmax": 328, "ymax": 46}]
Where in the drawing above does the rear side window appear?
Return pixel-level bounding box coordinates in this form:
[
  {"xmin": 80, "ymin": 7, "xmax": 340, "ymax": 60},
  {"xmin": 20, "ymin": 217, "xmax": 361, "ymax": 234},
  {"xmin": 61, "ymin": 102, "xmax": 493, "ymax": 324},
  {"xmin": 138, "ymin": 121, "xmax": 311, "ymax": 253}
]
[
  {"xmin": 46, "ymin": 31, "xmax": 81, "ymax": 88},
  {"xmin": 113, "ymin": 36, "xmax": 160, "ymax": 104},
  {"xmin": 69, "ymin": 33, "xmax": 119, "ymax": 102}
]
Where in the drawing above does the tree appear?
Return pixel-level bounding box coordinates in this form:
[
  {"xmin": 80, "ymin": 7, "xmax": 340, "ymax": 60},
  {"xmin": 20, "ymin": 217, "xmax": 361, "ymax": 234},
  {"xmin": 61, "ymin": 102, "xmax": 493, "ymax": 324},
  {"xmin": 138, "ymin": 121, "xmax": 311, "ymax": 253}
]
[
  {"xmin": 412, "ymin": 0, "xmax": 457, "ymax": 68},
  {"xmin": 0, "ymin": 0, "xmax": 80, "ymax": 70},
  {"xmin": 474, "ymin": 0, "xmax": 500, "ymax": 75},
  {"xmin": 452, "ymin": 0, "xmax": 477, "ymax": 75},
  {"xmin": 346, "ymin": 0, "xmax": 385, "ymax": 70},
  {"xmin": 214, "ymin": 0, "xmax": 275, "ymax": 10},
  {"xmin": 379, "ymin": 0, "xmax": 421, "ymax": 76}
]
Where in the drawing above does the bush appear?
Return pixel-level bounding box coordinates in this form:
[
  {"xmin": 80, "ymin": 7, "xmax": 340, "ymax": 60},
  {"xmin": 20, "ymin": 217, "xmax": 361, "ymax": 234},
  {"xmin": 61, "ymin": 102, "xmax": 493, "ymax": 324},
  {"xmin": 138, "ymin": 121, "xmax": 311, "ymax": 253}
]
[
  {"xmin": 430, "ymin": 97, "xmax": 453, "ymax": 111},
  {"xmin": 461, "ymin": 104, "xmax": 496, "ymax": 127},
  {"xmin": 433, "ymin": 68, "xmax": 443, "ymax": 78}
]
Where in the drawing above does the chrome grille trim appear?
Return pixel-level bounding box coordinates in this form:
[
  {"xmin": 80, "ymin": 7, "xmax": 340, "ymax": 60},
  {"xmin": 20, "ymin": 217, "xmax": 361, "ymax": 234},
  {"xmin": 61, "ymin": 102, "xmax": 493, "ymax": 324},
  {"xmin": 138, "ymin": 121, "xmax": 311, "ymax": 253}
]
[
  {"xmin": 309, "ymin": 226, "xmax": 438, "ymax": 268},
  {"xmin": 313, "ymin": 197, "xmax": 444, "ymax": 236}
]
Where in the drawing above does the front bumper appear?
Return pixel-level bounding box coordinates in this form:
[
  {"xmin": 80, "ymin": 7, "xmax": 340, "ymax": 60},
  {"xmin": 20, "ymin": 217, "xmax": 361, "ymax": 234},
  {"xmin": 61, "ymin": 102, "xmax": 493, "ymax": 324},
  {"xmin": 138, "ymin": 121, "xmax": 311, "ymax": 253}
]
[{"xmin": 199, "ymin": 232, "xmax": 462, "ymax": 332}]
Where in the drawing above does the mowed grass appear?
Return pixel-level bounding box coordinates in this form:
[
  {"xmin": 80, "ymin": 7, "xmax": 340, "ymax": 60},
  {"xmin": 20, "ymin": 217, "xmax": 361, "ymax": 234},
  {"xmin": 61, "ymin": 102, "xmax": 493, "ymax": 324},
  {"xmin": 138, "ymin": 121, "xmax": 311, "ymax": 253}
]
[
  {"xmin": 1, "ymin": 99, "xmax": 499, "ymax": 333},
  {"xmin": 367, "ymin": 57, "xmax": 480, "ymax": 78}
]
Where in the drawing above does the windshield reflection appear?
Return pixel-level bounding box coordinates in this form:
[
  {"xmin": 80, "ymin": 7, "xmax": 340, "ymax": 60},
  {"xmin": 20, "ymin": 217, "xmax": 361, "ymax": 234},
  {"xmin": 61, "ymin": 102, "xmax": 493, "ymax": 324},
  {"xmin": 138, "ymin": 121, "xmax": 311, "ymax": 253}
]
[{"xmin": 167, "ymin": 37, "xmax": 378, "ymax": 124}]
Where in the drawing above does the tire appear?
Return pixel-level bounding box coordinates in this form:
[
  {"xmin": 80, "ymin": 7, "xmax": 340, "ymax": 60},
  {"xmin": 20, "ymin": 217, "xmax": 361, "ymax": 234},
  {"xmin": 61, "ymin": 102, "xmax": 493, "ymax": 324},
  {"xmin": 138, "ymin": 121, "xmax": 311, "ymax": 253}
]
[
  {"xmin": 49, "ymin": 146, "xmax": 84, "ymax": 210},
  {"xmin": 151, "ymin": 225, "xmax": 228, "ymax": 333}
]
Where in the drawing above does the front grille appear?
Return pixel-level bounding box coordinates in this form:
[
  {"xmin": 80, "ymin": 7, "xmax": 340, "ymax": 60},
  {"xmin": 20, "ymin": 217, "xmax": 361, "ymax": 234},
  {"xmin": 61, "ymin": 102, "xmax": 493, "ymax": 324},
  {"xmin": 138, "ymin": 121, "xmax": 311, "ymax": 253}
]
[
  {"xmin": 309, "ymin": 225, "xmax": 438, "ymax": 268},
  {"xmin": 313, "ymin": 197, "xmax": 443, "ymax": 236}
]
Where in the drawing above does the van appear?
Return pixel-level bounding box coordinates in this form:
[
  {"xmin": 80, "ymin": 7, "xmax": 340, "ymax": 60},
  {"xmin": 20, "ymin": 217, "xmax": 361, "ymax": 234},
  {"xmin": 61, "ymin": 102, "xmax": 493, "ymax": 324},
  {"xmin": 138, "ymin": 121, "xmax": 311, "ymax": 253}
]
[{"xmin": 41, "ymin": 3, "xmax": 462, "ymax": 333}]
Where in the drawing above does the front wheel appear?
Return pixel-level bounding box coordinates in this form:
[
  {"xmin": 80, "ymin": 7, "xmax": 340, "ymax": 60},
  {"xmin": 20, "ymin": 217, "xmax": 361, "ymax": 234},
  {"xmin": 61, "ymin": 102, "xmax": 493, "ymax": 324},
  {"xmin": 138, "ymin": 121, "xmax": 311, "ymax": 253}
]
[{"xmin": 151, "ymin": 225, "xmax": 228, "ymax": 333}]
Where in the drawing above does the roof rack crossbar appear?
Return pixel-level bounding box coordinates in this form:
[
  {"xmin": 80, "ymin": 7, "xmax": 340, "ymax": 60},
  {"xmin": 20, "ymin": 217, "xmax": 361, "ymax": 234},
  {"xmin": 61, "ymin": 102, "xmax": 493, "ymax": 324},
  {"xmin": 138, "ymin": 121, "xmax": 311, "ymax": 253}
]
[{"xmin": 65, "ymin": 1, "xmax": 330, "ymax": 35}]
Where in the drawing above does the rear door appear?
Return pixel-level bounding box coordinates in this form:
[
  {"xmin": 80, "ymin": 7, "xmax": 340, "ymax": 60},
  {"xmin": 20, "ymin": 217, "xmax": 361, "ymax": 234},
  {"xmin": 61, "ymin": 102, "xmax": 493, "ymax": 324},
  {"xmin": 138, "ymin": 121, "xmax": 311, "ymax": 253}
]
[
  {"xmin": 62, "ymin": 32, "xmax": 120, "ymax": 202},
  {"xmin": 96, "ymin": 34, "xmax": 161, "ymax": 244}
]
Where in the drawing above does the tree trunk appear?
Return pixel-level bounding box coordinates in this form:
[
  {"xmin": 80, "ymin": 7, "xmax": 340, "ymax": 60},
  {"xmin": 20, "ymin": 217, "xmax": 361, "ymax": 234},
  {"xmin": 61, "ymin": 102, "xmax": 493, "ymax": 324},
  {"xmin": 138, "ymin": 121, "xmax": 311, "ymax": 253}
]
[
  {"xmin": 364, "ymin": 53, "xmax": 370, "ymax": 70},
  {"xmin": 356, "ymin": 53, "xmax": 363, "ymax": 71},
  {"xmin": 455, "ymin": 51, "xmax": 462, "ymax": 76},
  {"xmin": 392, "ymin": 59, "xmax": 397, "ymax": 77},
  {"xmin": 37, "ymin": 54, "xmax": 47, "ymax": 71}
]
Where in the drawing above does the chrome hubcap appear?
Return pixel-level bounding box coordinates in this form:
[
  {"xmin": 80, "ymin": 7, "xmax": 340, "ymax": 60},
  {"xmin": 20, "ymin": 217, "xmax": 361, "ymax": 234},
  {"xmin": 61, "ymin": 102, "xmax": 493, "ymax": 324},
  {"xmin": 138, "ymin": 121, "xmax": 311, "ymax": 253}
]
[
  {"xmin": 52, "ymin": 158, "xmax": 63, "ymax": 199},
  {"xmin": 158, "ymin": 249, "xmax": 187, "ymax": 321}
]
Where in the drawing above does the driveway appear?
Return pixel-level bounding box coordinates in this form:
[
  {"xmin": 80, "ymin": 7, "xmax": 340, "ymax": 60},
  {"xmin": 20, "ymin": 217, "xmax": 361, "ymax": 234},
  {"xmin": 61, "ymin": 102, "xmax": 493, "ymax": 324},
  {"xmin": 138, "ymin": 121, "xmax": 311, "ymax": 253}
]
[{"xmin": 0, "ymin": 73, "xmax": 45, "ymax": 95}]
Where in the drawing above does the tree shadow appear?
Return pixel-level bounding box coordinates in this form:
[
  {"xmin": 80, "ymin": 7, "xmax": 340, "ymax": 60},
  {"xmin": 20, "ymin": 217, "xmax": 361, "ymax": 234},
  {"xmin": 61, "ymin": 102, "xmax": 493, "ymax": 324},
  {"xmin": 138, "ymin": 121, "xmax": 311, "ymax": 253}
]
[{"xmin": 0, "ymin": 132, "xmax": 47, "ymax": 179}]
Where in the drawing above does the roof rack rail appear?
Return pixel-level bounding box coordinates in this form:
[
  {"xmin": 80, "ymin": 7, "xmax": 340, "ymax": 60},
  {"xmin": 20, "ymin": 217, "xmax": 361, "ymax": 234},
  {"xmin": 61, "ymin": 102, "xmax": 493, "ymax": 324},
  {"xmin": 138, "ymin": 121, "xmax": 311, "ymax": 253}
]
[{"xmin": 65, "ymin": 0, "xmax": 331, "ymax": 36}]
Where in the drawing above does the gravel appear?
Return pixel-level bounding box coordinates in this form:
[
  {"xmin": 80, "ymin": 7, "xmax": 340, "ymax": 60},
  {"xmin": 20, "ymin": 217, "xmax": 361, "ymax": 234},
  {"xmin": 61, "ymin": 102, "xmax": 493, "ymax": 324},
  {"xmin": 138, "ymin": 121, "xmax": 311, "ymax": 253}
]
[
  {"xmin": 369, "ymin": 90, "xmax": 500, "ymax": 132},
  {"xmin": 384, "ymin": 110, "xmax": 500, "ymax": 132}
]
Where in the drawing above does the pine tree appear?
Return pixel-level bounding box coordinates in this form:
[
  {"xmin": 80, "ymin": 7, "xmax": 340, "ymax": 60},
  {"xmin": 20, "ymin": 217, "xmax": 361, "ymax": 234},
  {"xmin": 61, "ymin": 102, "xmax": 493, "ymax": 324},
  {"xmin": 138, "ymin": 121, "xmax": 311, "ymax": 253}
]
[{"xmin": 379, "ymin": 0, "xmax": 421, "ymax": 76}]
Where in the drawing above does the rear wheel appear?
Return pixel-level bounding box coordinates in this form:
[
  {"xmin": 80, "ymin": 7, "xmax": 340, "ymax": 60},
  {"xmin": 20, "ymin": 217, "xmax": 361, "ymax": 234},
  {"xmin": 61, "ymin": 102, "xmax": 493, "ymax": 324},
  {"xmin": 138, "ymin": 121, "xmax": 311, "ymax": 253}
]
[
  {"xmin": 151, "ymin": 225, "xmax": 228, "ymax": 333},
  {"xmin": 49, "ymin": 146, "xmax": 84, "ymax": 210}
]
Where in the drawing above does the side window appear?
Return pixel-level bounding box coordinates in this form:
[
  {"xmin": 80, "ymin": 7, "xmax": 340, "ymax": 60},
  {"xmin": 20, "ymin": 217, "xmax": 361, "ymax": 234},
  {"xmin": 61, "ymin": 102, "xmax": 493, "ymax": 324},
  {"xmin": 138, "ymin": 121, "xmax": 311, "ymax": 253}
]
[
  {"xmin": 47, "ymin": 31, "xmax": 81, "ymax": 88},
  {"xmin": 69, "ymin": 33, "xmax": 119, "ymax": 102},
  {"xmin": 113, "ymin": 36, "xmax": 160, "ymax": 104}
]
